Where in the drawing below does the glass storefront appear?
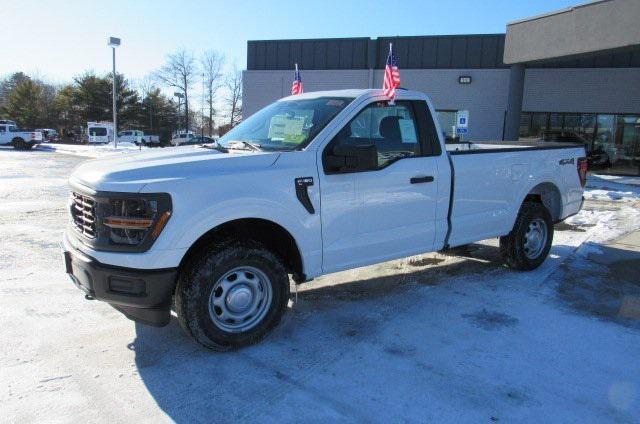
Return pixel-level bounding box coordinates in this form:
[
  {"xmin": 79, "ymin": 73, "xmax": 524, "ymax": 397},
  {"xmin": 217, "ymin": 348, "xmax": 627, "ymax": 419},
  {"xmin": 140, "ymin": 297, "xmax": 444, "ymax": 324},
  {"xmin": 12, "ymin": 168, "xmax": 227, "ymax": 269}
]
[{"xmin": 520, "ymin": 111, "xmax": 640, "ymax": 176}]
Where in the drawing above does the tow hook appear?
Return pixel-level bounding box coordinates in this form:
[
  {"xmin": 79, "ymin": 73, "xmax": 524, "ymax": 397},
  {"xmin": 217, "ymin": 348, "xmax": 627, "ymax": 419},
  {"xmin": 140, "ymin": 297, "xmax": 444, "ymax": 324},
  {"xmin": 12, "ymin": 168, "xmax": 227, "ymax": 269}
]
[{"xmin": 85, "ymin": 294, "xmax": 95, "ymax": 301}]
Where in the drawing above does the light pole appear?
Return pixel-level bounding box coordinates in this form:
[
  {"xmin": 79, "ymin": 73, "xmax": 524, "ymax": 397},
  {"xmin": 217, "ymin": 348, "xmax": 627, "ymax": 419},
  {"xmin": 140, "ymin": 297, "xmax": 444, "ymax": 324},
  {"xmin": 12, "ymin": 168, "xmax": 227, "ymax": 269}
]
[
  {"xmin": 108, "ymin": 37, "xmax": 121, "ymax": 148},
  {"xmin": 174, "ymin": 92, "xmax": 184, "ymax": 137}
]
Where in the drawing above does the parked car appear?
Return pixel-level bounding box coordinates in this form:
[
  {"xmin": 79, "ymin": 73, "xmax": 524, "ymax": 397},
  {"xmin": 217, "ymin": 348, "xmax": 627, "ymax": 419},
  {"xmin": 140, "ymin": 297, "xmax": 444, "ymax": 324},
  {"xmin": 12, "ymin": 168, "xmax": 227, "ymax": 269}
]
[
  {"xmin": 117, "ymin": 130, "xmax": 160, "ymax": 146},
  {"xmin": 87, "ymin": 122, "xmax": 114, "ymax": 144},
  {"xmin": 63, "ymin": 89, "xmax": 587, "ymax": 350},
  {"xmin": 541, "ymin": 130, "xmax": 611, "ymax": 168},
  {"xmin": 0, "ymin": 123, "xmax": 43, "ymax": 149},
  {"xmin": 35, "ymin": 128, "xmax": 60, "ymax": 143},
  {"xmin": 169, "ymin": 132, "xmax": 195, "ymax": 146}
]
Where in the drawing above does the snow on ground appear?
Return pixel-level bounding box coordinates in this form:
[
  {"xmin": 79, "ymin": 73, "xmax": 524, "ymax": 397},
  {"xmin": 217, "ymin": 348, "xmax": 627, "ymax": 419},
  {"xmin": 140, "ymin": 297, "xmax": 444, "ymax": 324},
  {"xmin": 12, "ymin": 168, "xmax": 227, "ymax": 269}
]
[
  {"xmin": 1, "ymin": 150, "xmax": 640, "ymax": 423},
  {"xmin": 585, "ymin": 175, "xmax": 640, "ymax": 202},
  {"xmin": 37, "ymin": 141, "xmax": 149, "ymax": 158},
  {"xmin": 591, "ymin": 173, "xmax": 640, "ymax": 187}
]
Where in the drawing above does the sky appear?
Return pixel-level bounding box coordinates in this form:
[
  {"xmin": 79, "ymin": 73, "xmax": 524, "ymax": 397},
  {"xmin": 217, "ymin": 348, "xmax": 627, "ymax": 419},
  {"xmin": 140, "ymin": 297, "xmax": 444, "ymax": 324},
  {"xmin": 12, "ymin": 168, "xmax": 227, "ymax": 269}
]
[{"xmin": 1, "ymin": 0, "xmax": 583, "ymax": 85}]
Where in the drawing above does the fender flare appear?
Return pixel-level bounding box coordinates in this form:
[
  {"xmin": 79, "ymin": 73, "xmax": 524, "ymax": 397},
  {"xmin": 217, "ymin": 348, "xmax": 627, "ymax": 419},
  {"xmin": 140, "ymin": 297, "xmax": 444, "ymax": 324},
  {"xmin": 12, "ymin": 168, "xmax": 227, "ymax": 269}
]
[{"xmin": 511, "ymin": 175, "xmax": 565, "ymax": 223}]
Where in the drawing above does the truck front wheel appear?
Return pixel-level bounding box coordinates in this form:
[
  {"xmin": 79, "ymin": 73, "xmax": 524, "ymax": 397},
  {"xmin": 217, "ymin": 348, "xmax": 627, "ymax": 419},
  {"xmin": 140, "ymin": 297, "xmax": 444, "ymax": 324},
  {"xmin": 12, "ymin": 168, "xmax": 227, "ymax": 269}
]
[
  {"xmin": 12, "ymin": 138, "xmax": 32, "ymax": 150},
  {"xmin": 175, "ymin": 239, "xmax": 290, "ymax": 350},
  {"xmin": 499, "ymin": 201, "xmax": 553, "ymax": 271}
]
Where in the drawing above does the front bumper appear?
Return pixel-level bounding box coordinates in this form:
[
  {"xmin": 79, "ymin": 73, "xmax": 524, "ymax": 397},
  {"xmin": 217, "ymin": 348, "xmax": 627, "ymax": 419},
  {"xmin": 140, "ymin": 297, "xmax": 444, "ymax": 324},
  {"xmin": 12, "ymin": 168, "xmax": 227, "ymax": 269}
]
[{"xmin": 63, "ymin": 238, "xmax": 177, "ymax": 326}]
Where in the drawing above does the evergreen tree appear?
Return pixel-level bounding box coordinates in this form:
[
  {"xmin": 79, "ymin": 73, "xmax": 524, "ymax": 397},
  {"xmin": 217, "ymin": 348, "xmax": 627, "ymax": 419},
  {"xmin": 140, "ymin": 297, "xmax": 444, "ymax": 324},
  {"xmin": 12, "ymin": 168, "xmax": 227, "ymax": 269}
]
[{"xmin": 3, "ymin": 79, "xmax": 43, "ymax": 127}]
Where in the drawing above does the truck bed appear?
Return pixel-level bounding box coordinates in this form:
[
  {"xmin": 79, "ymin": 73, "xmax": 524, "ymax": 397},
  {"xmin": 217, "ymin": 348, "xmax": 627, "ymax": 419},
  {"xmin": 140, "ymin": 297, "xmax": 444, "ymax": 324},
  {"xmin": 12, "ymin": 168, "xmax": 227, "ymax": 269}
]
[{"xmin": 443, "ymin": 140, "xmax": 586, "ymax": 248}]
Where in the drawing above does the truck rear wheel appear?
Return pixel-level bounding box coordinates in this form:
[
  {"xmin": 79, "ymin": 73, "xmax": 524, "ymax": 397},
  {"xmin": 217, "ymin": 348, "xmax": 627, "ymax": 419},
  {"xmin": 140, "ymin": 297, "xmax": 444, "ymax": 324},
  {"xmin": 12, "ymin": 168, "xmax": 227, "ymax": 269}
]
[
  {"xmin": 175, "ymin": 239, "xmax": 290, "ymax": 350},
  {"xmin": 500, "ymin": 201, "xmax": 553, "ymax": 271}
]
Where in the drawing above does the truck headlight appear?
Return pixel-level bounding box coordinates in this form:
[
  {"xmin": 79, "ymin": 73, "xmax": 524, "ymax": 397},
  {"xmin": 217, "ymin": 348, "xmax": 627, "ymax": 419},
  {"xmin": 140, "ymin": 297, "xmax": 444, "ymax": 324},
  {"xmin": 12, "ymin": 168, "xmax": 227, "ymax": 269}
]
[{"xmin": 103, "ymin": 194, "xmax": 172, "ymax": 247}]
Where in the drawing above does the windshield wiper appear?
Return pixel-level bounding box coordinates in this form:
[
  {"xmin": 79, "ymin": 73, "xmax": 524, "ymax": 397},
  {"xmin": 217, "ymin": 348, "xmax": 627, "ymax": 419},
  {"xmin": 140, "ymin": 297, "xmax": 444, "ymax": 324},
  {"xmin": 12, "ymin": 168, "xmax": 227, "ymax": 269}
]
[{"xmin": 225, "ymin": 140, "xmax": 262, "ymax": 151}]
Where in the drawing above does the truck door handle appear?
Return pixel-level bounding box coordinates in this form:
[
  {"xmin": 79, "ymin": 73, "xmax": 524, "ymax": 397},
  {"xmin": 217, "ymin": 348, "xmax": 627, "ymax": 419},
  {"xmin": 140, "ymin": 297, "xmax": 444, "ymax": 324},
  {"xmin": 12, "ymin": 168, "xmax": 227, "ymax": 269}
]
[{"xmin": 410, "ymin": 176, "xmax": 434, "ymax": 184}]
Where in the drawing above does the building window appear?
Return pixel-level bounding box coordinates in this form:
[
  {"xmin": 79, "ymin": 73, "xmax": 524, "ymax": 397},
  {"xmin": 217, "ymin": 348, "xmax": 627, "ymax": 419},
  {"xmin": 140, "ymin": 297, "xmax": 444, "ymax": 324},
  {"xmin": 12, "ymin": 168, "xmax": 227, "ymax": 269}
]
[
  {"xmin": 520, "ymin": 111, "xmax": 640, "ymax": 176},
  {"xmin": 519, "ymin": 114, "xmax": 532, "ymax": 138},
  {"xmin": 530, "ymin": 113, "xmax": 548, "ymax": 138}
]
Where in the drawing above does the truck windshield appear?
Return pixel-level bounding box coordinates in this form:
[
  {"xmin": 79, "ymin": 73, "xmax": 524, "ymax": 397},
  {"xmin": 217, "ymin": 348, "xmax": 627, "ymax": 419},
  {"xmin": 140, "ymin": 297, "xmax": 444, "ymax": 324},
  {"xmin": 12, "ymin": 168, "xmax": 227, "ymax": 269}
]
[{"xmin": 218, "ymin": 97, "xmax": 353, "ymax": 151}]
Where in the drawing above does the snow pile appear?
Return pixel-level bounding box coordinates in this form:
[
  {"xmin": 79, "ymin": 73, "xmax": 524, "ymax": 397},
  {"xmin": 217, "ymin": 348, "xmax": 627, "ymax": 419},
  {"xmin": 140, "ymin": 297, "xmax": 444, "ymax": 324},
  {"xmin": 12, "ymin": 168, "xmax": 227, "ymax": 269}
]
[
  {"xmin": 591, "ymin": 173, "xmax": 640, "ymax": 187},
  {"xmin": 566, "ymin": 176, "xmax": 640, "ymax": 244},
  {"xmin": 37, "ymin": 142, "xmax": 149, "ymax": 158},
  {"xmin": 585, "ymin": 189, "xmax": 640, "ymax": 202},
  {"xmin": 585, "ymin": 175, "xmax": 640, "ymax": 202}
]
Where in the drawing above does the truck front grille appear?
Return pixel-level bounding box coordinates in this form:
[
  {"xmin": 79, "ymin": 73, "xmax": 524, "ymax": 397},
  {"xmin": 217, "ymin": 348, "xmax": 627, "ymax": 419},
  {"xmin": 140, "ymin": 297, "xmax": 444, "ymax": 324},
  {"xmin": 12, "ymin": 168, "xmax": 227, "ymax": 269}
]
[{"xmin": 71, "ymin": 192, "xmax": 97, "ymax": 238}]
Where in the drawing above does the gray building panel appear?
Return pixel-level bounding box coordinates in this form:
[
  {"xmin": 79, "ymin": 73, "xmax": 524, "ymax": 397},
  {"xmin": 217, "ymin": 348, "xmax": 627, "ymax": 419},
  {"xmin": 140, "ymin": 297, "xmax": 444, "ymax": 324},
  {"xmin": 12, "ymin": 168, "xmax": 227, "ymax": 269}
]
[
  {"xmin": 247, "ymin": 35, "xmax": 507, "ymax": 71},
  {"xmin": 522, "ymin": 68, "xmax": 640, "ymax": 113},
  {"xmin": 504, "ymin": 0, "xmax": 640, "ymax": 64},
  {"xmin": 247, "ymin": 38, "xmax": 370, "ymax": 70}
]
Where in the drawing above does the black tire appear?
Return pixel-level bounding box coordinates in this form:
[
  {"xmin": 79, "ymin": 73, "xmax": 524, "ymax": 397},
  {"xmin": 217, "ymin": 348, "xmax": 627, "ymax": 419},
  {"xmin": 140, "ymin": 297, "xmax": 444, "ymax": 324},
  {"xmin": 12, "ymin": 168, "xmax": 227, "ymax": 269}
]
[
  {"xmin": 499, "ymin": 201, "xmax": 554, "ymax": 271},
  {"xmin": 175, "ymin": 239, "xmax": 290, "ymax": 350},
  {"xmin": 12, "ymin": 138, "xmax": 31, "ymax": 150}
]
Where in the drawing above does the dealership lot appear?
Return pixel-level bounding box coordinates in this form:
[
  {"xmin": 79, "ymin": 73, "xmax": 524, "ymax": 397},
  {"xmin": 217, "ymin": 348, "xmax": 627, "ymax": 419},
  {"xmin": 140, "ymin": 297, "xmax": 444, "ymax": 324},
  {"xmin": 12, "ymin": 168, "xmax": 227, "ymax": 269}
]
[{"xmin": 1, "ymin": 148, "xmax": 640, "ymax": 423}]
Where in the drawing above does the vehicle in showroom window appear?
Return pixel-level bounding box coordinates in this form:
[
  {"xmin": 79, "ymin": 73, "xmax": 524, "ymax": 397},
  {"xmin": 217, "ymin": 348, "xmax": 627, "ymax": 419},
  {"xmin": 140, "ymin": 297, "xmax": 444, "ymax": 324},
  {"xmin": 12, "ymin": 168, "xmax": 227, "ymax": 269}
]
[{"xmin": 63, "ymin": 89, "xmax": 587, "ymax": 350}]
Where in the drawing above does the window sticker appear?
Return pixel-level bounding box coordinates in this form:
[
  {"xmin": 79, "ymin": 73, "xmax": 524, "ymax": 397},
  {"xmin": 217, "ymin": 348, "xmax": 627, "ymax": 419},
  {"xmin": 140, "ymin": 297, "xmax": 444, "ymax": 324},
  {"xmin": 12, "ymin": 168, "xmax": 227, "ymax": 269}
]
[
  {"xmin": 399, "ymin": 119, "xmax": 418, "ymax": 143},
  {"xmin": 268, "ymin": 115, "xmax": 306, "ymax": 142}
]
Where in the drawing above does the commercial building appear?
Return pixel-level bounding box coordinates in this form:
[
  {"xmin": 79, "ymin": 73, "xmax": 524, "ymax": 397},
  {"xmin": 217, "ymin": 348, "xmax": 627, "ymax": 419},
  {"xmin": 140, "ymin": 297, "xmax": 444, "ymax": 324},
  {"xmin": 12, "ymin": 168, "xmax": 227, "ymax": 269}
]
[{"xmin": 243, "ymin": 0, "xmax": 640, "ymax": 175}]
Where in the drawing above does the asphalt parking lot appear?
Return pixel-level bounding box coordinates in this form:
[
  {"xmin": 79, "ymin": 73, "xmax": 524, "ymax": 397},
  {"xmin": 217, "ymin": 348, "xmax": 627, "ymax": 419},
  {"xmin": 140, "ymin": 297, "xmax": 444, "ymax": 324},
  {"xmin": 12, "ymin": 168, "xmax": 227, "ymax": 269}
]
[{"xmin": 1, "ymin": 148, "xmax": 640, "ymax": 423}]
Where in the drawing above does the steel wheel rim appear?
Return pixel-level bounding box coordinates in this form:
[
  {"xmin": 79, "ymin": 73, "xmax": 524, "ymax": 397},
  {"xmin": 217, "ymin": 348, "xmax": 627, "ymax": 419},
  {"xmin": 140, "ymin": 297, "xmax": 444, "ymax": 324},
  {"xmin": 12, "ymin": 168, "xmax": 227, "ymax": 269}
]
[
  {"xmin": 523, "ymin": 218, "xmax": 548, "ymax": 259},
  {"xmin": 208, "ymin": 266, "xmax": 273, "ymax": 333}
]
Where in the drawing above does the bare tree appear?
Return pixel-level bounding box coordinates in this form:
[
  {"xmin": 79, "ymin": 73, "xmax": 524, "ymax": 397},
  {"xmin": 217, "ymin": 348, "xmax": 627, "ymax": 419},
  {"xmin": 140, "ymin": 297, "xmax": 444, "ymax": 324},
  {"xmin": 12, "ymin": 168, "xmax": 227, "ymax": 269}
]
[
  {"xmin": 135, "ymin": 76, "xmax": 157, "ymax": 98},
  {"xmin": 154, "ymin": 49, "xmax": 197, "ymax": 131},
  {"xmin": 201, "ymin": 50, "xmax": 225, "ymax": 136},
  {"xmin": 226, "ymin": 65, "xmax": 243, "ymax": 127}
]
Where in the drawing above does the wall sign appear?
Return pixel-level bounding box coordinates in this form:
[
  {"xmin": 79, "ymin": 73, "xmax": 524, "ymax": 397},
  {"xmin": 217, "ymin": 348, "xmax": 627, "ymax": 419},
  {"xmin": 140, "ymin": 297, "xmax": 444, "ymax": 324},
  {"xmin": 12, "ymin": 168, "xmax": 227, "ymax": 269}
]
[{"xmin": 458, "ymin": 76, "xmax": 472, "ymax": 84}]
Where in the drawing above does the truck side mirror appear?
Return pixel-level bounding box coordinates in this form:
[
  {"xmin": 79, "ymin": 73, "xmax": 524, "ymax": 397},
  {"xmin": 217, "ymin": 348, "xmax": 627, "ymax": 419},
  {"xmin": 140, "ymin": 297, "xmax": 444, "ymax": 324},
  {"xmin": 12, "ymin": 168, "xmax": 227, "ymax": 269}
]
[{"xmin": 324, "ymin": 144, "xmax": 378, "ymax": 173}]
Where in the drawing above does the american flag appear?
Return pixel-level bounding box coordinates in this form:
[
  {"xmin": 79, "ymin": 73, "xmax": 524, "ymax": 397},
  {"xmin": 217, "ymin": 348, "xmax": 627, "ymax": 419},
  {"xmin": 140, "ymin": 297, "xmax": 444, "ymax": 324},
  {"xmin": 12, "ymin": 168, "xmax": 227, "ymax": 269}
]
[
  {"xmin": 291, "ymin": 64, "xmax": 303, "ymax": 95},
  {"xmin": 382, "ymin": 43, "xmax": 401, "ymax": 100}
]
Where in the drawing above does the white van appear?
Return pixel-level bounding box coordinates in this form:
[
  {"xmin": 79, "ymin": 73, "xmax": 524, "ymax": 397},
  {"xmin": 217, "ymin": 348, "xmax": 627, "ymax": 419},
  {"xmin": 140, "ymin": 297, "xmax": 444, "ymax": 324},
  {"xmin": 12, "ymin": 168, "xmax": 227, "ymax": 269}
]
[{"xmin": 87, "ymin": 122, "xmax": 114, "ymax": 144}]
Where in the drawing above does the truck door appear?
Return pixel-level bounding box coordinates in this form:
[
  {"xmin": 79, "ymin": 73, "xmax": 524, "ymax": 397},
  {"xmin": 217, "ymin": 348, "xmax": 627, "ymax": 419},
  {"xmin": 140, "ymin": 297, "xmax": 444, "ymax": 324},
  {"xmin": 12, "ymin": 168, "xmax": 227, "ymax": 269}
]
[{"xmin": 319, "ymin": 99, "xmax": 440, "ymax": 273}]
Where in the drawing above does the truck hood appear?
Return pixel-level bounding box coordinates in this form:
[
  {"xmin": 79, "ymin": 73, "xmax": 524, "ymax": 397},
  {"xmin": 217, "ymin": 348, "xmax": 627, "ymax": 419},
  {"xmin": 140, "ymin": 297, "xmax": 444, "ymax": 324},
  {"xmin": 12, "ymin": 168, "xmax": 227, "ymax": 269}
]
[{"xmin": 69, "ymin": 146, "xmax": 280, "ymax": 193}]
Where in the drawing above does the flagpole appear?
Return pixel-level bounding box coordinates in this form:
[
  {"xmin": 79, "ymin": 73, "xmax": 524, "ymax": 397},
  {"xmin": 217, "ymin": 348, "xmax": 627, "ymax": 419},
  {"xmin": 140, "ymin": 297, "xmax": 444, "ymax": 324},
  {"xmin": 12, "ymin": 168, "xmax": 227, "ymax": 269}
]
[{"xmin": 388, "ymin": 43, "xmax": 395, "ymax": 105}]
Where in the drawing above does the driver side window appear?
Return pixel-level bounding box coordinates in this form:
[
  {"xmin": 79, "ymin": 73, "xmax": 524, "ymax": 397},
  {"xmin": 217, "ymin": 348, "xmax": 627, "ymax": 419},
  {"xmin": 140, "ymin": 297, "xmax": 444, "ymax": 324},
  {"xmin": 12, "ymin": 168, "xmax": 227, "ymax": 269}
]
[{"xmin": 329, "ymin": 101, "xmax": 422, "ymax": 170}]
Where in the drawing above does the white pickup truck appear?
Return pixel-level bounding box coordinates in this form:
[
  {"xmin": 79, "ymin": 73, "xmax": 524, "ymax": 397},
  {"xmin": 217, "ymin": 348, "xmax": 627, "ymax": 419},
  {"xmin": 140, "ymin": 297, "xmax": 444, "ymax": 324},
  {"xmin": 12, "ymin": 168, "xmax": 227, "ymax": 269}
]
[
  {"xmin": 117, "ymin": 130, "xmax": 160, "ymax": 146},
  {"xmin": 63, "ymin": 89, "xmax": 587, "ymax": 350},
  {"xmin": 0, "ymin": 122, "xmax": 43, "ymax": 149}
]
